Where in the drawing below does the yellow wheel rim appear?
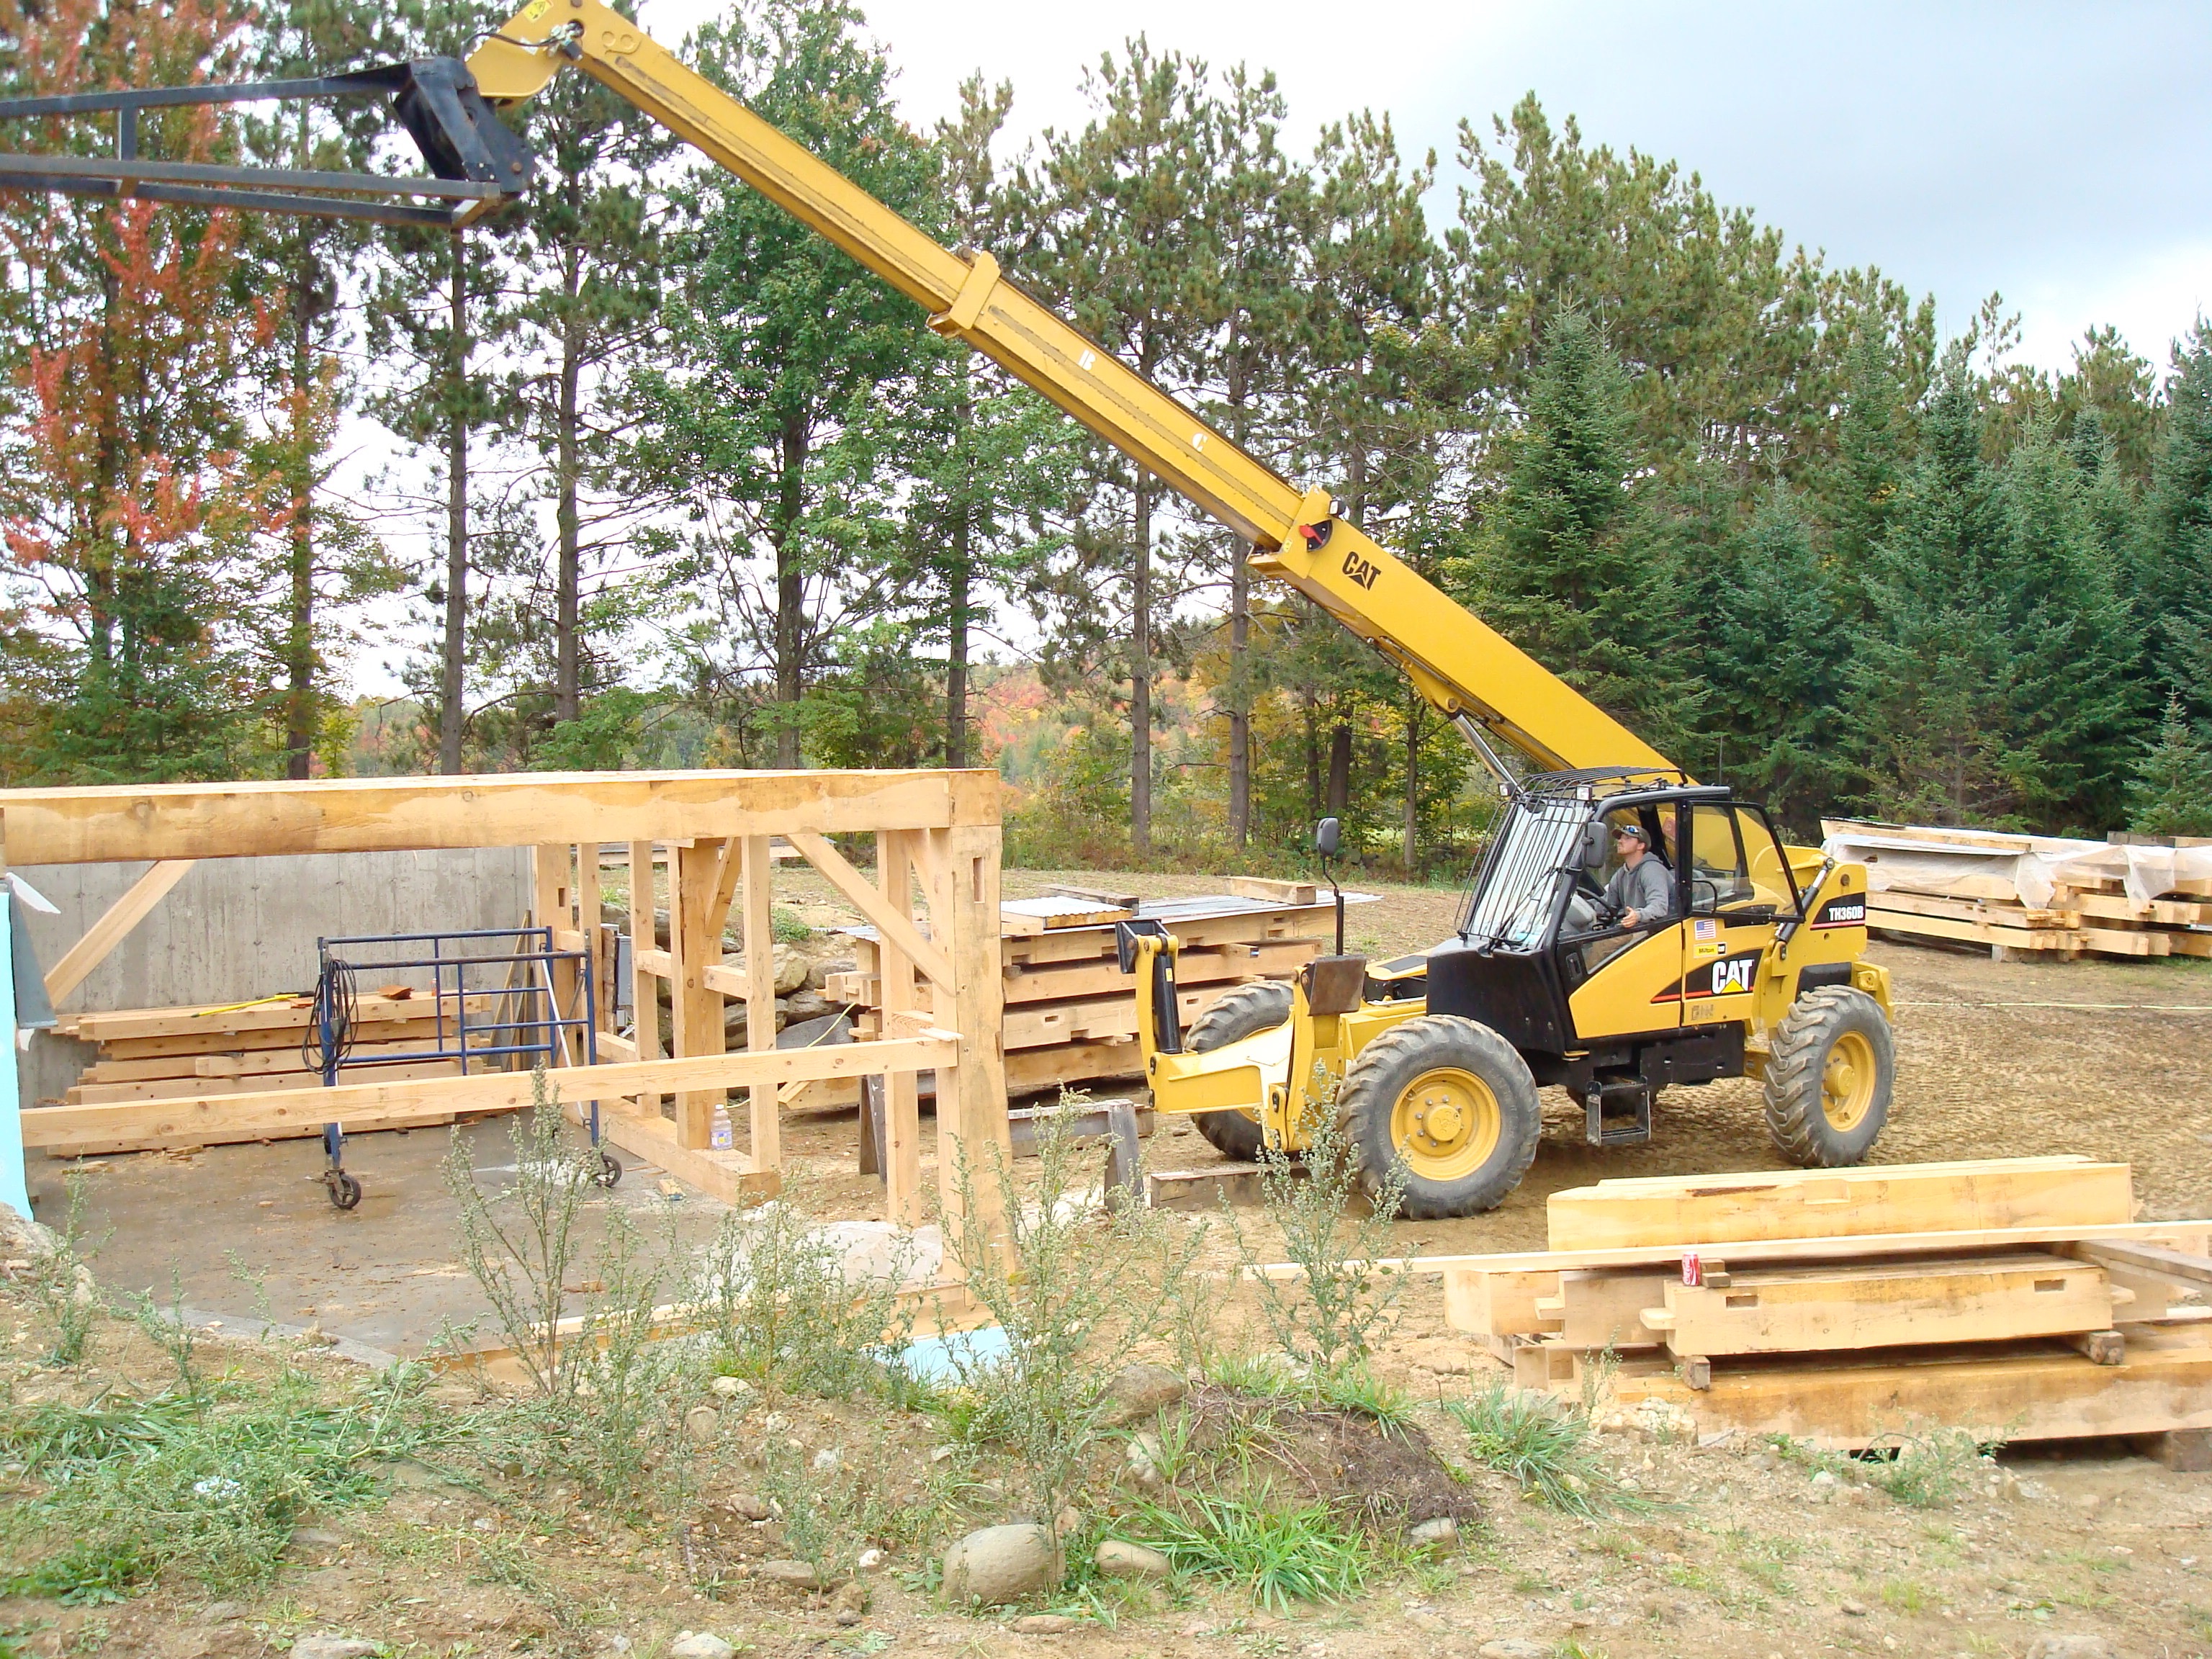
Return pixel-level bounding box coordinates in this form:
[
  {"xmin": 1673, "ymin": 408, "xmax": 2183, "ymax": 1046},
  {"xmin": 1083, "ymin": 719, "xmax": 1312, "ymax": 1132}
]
[
  {"xmin": 1390, "ymin": 1066, "xmax": 1501, "ymax": 1182},
  {"xmin": 1822, "ymin": 1030, "xmax": 1878, "ymax": 1133}
]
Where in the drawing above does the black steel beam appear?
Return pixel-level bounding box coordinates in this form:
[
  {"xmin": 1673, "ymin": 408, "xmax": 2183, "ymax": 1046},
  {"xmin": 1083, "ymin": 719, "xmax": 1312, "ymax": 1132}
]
[{"xmin": 0, "ymin": 150, "xmax": 500, "ymax": 200}]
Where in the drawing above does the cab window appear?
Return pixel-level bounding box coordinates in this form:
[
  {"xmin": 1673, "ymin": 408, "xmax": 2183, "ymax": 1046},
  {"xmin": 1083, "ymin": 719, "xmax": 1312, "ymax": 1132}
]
[{"xmin": 1686, "ymin": 804, "xmax": 1754, "ymax": 914}]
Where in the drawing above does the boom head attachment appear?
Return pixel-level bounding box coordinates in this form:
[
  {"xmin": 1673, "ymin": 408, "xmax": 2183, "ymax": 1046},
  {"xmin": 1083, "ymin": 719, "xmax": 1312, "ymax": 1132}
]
[{"xmin": 0, "ymin": 58, "xmax": 534, "ymax": 230}]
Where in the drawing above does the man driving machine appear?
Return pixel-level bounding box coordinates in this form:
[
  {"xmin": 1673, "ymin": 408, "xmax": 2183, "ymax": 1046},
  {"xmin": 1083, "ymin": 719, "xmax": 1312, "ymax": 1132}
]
[{"xmin": 1604, "ymin": 821, "xmax": 1673, "ymax": 927}]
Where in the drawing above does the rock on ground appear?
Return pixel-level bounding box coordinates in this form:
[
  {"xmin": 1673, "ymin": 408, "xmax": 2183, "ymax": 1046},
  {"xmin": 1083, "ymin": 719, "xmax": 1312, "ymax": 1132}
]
[
  {"xmin": 2026, "ymin": 1637, "xmax": 2121, "ymax": 1659},
  {"xmin": 1477, "ymin": 1642, "xmax": 1550, "ymax": 1659},
  {"xmin": 1094, "ymin": 1539, "xmax": 1172, "ymax": 1581},
  {"xmin": 291, "ymin": 1640, "xmax": 379, "ymax": 1659},
  {"xmin": 758, "ymin": 1559, "xmax": 820, "ymax": 1588},
  {"xmin": 668, "ymin": 1635, "xmax": 738, "ymax": 1659},
  {"xmin": 1409, "ymin": 1516, "xmax": 1460, "ymax": 1553},
  {"xmin": 942, "ymin": 1524, "xmax": 1058, "ymax": 1605},
  {"xmin": 1099, "ymin": 1362, "xmax": 1187, "ymax": 1428}
]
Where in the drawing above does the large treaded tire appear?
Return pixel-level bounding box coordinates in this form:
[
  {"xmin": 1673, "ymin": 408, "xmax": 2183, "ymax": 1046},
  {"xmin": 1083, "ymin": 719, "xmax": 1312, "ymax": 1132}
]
[
  {"xmin": 1337, "ymin": 1015, "xmax": 1542, "ymax": 1219},
  {"xmin": 1182, "ymin": 980, "xmax": 1295, "ymax": 1161},
  {"xmin": 1762, "ymin": 986, "xmax": 1894, "ymax": 1167}
]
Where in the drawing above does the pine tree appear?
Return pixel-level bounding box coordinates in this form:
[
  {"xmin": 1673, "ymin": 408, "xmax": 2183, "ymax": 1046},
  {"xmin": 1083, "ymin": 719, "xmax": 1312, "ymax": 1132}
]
[
  {"xmin": 1703, "ymin": 487, "xmax": 1845, "ymax": 827},
  {"xmin": 503, "ymin": 10, "xmax": 678, "ymax": 747},
  {"xmin": 2139, "ymin": 323, "xmax": 2212, "ymax": 721},
  {"xmin": 624, "ymin": 0, "xmax": 936, "ymax": 768},
  {"xmin": 1027, "ymin": 36, "xmax": 1217, "ymax": 855},
  {"xmin": 1992, "ymin": 419, "xmax": 2141, "ymax": 829},
  {"xmin": 1457, "ymin": 310, "xmax": 1692, "ymax": 752},
  {"xmin": 2128, "ymin": 695, "xmax": 2212, "ymax": 837},
  {"xmin": 1844, "ymin": 346, "xmax": 2018, "ymax": 824}
]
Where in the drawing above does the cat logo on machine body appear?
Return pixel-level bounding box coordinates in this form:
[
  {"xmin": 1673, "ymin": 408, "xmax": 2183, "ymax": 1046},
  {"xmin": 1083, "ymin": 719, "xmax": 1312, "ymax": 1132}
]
[{"xmin": 1650, "ymin": 950, "xmax": 1765, "ymax": 1005}]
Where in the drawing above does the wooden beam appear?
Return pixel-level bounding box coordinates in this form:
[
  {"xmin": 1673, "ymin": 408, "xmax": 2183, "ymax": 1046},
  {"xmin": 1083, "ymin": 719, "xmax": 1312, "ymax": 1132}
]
[
  {"xmin": 1593, "ymin": 1323, "xmax": 2212, "ymax": 1452},
  {"xmin": 598, "ymin": 1108, "xmax": 776, "ymax": 1204},
  {"xmin": 634, "ymin": 948, "xmax": 673, "ymax": 979},
  {"xmin": 672, "ymin": 839, "xmax": 731, "ymax": 1149},
  {"xmin": 43, "ymin": 859, "xmax": 195, "ymax": 1005},
  {"xmin": 931, "ymin": 822, "xmax": 1010, "ymax": 1270},
  {"xmin": 701, "ymin": 961, "xmax": 750, "ymax": 999},
  {"xmin": 1244, "ymin": 1220, "xmax": 2212, "ymax": 1286},
  {"xmin": 2068, "ymin": 1240, "xmax": 2212, "ymax": 1289},
  {"xmin": 787, "ymin": 828, "xmax": 955, "ymax": 992},
  {"xmin": 1545, "ymin": 1160, "xmax": 2135, "ymax": 1251},
  {"xmin": 741, "ymin": 835, "xmax": 778, "ymax": 1172},
  {"xmin": 19, "ymin": 1035, "xmax": 957, "ymax": 1151},
  {"xmin": 0, "ymin": 768, "xmax": 992, "ymax": 865},
  {"xmin": 878, "ymin": 828, "xmax": 923, "ymax": 1224}
]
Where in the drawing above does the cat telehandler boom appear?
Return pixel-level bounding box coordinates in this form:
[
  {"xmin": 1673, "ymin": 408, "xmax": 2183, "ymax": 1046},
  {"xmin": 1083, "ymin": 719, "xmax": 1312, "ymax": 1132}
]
[
  {"xmin": 0, "ymin": 3, "xmax": 1896, "ymax": 1218},
  {"xmin": 464, "ymin": 4, "xmax": 1899, "ymax": 1218}
]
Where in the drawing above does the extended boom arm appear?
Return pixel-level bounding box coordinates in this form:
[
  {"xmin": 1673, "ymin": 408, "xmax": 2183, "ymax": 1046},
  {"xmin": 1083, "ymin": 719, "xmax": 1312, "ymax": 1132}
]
[{"xmin": 469, "ymin": 1, "xmax": 1675, "ymax": 778}]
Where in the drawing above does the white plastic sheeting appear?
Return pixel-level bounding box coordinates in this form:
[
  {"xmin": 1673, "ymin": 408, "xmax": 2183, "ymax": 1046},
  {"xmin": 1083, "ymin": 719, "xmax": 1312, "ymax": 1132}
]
[{"xmin": 1821, "ymin": 822, "xmax": 2212, "ymax": 909}]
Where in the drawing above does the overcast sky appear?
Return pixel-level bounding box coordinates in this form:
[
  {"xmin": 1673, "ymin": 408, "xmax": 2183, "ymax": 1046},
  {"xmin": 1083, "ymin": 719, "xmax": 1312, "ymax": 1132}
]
[{"xmin": 645, "ymin": 0, "xmax": 2212, "ymax": 378}]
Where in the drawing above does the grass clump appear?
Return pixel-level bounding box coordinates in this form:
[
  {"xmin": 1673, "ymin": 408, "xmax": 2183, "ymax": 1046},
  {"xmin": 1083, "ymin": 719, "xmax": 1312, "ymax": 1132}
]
[
  {"xmin": 1123, "ymin": 1488, "xmax": 1370, "ymax": 1611},
  {"xmin": 1446, "ymin": 1381, "xmax": 1643, "ymax": 1518},
  {"xmin": 0, "ymin": 1364, "xmax": 444, "ymax": 1601}
]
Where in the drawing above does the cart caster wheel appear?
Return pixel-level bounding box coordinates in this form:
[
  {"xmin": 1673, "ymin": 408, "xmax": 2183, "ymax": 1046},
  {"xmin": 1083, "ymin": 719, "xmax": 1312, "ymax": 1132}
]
[
  {"xmin": 594, "ymin": 1150, "xmax": 623, "ymax": 1189},
  {"xmin": 328, "ymin": 1172, "xmax": 362, "ymax": 1210}
]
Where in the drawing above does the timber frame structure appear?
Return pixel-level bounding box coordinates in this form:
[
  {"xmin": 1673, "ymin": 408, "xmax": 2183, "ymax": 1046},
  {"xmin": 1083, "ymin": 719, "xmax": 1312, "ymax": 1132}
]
[{"xmin": 3, "ymin": 768, "xmax": 1007, "ymax": 1235}]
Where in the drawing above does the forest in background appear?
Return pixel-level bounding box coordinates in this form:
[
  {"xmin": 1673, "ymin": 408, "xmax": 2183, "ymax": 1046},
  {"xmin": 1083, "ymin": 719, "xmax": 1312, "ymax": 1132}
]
[{"xmin": 4, "ymin": 0, "xmax": 2211, "ymax": 876}]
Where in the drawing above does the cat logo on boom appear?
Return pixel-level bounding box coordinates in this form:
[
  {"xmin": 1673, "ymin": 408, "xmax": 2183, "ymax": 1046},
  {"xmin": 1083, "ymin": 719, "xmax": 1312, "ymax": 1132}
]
[{"xmin": 1341, "ymin": 549, "xmax": 1381, "ymax": 590}]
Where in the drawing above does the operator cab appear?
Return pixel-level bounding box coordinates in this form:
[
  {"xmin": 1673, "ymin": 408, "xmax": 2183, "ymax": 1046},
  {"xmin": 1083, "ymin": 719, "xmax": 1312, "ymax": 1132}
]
[{"xmin": 1424, "ymin": 770, "xmax": 1802, "ymax": 1064}]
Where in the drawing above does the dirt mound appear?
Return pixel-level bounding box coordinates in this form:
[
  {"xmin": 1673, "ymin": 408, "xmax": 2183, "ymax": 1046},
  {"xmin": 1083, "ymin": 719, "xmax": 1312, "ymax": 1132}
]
[{"xmin": 1177, "ymin": 1384, "xmax": 1477, "ymax": 1529}]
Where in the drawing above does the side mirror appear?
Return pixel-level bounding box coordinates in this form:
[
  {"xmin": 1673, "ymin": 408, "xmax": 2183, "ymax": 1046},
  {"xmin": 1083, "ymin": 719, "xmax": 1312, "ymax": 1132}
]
[
  {"xmin": 1581, "ymin": 819, "xmax": 1610, "ymax": 870},
  {"xmin": 1315, "ymin": 817, "xmax": 1341, "ymax": 858}
]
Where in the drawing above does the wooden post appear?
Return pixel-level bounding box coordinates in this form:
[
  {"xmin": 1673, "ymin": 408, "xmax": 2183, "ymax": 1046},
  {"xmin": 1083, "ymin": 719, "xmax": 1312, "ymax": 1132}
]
[
  {"xmin": 531, "ymin": 844, "xmax": 578, "ymax": 1066},
  {"xmin": 877, "ymin": 828, "xmax": 922, "ymax": 1223},
  {"xmin": 626, "ymin": 841, "xmax": 661, "ymax": 1115},
  {"xmin": 741, "ymin": 835, "xmax": 778, "ymax": 1176},
  {"xmin": 671, "ymin": 838, "xmax": 729, "ymax": 1149},
  {"xmin": 927, "ymin": 814, "xmax": 1009, "ymax": 1268}
]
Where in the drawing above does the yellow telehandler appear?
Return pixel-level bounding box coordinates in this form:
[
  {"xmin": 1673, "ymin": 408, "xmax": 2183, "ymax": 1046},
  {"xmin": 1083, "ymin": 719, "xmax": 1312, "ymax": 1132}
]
[
  {"xmin": 0, "ymin": 4, "xmax": 1897, "ymax": 1217},
  {"xmin": 469, "ymin": 5, "xmax": 1897, "ymax": 1218}
]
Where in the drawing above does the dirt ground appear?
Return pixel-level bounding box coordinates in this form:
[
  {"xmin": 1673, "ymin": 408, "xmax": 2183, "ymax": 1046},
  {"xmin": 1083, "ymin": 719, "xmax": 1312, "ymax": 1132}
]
[{"xmin": 6, "ymin": 866, "xmax": 2211, "ymax": 1658}]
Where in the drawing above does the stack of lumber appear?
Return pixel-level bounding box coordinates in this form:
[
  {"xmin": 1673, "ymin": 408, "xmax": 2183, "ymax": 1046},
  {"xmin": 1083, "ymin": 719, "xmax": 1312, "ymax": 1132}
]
[
  {"xmin": 835, "ymin": 879, "xmax": 1363, "ymax": 1098},
  {"xmin": 44, "ymin": 993, "xmax": 495, "ymax": 1155},
  {"xmin": 1443, "ymin": 1156, "xmax": 2212, "ymax": 1454},
  {"xmin": 1824, "ymin": 819, "xmax": 2212, "ymax": 961}
]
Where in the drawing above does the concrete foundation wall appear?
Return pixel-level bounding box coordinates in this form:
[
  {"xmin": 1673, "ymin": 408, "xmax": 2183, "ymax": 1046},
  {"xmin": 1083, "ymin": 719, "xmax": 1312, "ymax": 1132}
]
[{"xmin": 16, "ymin": 848, "xmax": 534, "ymax": 1111}]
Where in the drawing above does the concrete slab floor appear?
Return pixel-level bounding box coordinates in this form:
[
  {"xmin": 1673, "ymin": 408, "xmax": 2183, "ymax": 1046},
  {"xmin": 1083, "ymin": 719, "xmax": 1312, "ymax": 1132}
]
[{"xmin": 22, "ymin": 1119, "xmax": 735, "ymax": 1359}]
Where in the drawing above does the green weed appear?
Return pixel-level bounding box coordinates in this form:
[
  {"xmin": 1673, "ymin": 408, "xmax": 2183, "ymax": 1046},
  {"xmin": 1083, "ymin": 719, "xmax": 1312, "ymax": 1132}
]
[
  {"xmin": 1862, "ymin": 1425, "xmax": 1998, "ymax": 1509},
  {"xmin": 23, "ymin": 1172, "xmax": 102, "ymax": 1365},
  {"xmin": 0, "ymin": 1363, "xmax": 444, "ymax": 1600},
  {"xmin": 1881, "ymin": 1578, "xmax": 1929, "ymax": 1614},
  {"xmin": 1233, "ymin": 1107, "xmax": 1407, "ymax": 1387},
  {"xmin": 1123, "ymin": 1489, "xmax": 1370, "ymax": 1611},
  {"xmin": 1446, "ymin": 1382, "xmax": 1642, "ymax": 1518},
  {"xmin": 940, "ymin": 1097, "xmax": 1200, "ymax": 1529}
]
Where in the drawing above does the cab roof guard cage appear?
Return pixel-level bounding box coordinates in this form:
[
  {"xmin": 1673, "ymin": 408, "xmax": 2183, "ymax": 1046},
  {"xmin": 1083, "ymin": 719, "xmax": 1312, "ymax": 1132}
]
[{"xmin": 0, "ymin": 55, "xmax": 532, "ymax": 229}]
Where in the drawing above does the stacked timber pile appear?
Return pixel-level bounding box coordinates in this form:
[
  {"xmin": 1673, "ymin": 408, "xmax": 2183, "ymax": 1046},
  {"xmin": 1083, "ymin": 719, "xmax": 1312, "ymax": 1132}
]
[
  {"xmin": 1445, "ymin": 1156, "xmax": 2212, "ymax": 1455},
  {"xmin": 836, "ymin": 878, "xmax": 1364, "ymax": 1098},
  {"xmin": 46, "ymin": 993, "xmax": 493, "ymax": 1155},
  {"xmin": 1824, "ymin": 819, "xmax": 2212, "ymax": 961}
]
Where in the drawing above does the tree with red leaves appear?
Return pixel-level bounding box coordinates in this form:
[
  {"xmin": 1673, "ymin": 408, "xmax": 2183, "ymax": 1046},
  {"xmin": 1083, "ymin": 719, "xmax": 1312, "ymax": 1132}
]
[{"xmin": 0, "ymin": 0, "xmax": 290, "ymax": 782}]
